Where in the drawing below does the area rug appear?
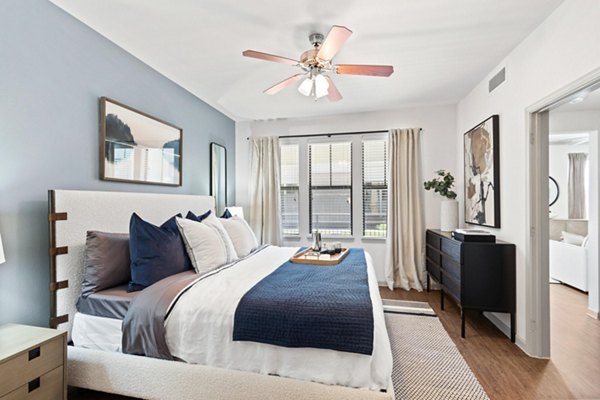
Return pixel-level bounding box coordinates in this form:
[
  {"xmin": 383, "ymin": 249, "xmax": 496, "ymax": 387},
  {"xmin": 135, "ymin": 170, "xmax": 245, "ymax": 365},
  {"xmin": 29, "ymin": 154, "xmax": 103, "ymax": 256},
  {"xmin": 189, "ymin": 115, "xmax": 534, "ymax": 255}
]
[
  {"xmin": 385, "ymin": 302, "xmax": 490, "ymax": 400},
  {"xmin": 382, "ymin": 299, "xmax": 436, "ymax": 316}
]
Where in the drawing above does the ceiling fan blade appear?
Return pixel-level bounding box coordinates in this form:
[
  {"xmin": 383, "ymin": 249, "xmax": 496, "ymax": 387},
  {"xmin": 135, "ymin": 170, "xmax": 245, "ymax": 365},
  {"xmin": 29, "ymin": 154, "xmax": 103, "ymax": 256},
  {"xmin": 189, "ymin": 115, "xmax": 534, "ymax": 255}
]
[
  {"xmin": 335, "ymin": 64, "xmax": 394, "ymax": 77},
  {"xmin": 316, "ymin": 25, "xmax": 352, "ymax": 61},
  {"xmin": 324, "ymin": 76, "xmax": 342, "ymax": 102},
  {"xmin": 264, "ymin": 74, "xmax": 305, "ymax": 95},
  {"xmin": 242, "ymin": 50, "xmax": 299, "ymax": 66}
]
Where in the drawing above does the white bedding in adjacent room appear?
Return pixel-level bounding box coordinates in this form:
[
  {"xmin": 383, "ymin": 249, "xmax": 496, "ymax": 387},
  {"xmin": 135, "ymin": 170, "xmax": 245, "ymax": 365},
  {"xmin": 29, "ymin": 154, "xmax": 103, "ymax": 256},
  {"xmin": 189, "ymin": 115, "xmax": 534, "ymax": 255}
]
[{"xmin": 164, "ymin": 246, "xmax": 393, "ymax": 391}]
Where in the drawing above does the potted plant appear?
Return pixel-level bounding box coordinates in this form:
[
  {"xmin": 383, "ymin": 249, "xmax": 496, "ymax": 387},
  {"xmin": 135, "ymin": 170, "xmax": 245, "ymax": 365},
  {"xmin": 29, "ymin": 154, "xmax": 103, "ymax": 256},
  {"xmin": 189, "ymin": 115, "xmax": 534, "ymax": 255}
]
[{"xmin": 424, "ymin": 170, "xmax": 458, "ymax": 231}]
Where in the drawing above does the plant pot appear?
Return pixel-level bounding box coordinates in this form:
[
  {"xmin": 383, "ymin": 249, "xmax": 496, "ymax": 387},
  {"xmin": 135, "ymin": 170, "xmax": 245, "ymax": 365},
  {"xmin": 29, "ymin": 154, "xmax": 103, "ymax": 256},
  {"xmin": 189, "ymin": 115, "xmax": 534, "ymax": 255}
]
[{"xmin": 441, "ymin": 200, "xmax": 458, "ymax": 232}]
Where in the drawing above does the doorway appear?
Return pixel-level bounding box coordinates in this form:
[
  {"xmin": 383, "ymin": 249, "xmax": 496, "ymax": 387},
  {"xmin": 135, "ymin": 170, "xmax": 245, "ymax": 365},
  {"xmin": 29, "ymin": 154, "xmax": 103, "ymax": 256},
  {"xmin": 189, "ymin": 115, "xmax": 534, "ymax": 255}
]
[{"xmin": 527, "ymin": 70, "xmax": 600, "ymax": 360}]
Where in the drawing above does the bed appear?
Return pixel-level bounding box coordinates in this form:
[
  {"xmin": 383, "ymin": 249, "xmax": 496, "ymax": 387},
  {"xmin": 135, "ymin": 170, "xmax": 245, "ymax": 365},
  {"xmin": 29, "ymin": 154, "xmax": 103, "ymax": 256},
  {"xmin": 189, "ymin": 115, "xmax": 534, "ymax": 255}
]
[{"xmin": 48, "ymin": 189, "xmax": 394, "ymax": 400}]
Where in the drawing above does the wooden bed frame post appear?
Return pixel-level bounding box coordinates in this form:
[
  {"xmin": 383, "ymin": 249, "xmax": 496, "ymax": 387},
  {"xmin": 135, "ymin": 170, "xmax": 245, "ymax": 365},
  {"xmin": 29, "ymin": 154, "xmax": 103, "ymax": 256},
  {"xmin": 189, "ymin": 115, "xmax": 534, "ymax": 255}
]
[{"xmin": 48, "ymin": 190, "xmax": 69, "ymax": 328}]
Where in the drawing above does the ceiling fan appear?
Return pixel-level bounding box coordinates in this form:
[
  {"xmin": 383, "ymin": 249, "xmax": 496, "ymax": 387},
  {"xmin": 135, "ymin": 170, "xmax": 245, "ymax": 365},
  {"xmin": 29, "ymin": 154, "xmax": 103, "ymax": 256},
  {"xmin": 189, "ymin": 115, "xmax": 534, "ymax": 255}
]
[{"xmin": 242, "ymin": 25, "xmax": 394, "ymax": 102}]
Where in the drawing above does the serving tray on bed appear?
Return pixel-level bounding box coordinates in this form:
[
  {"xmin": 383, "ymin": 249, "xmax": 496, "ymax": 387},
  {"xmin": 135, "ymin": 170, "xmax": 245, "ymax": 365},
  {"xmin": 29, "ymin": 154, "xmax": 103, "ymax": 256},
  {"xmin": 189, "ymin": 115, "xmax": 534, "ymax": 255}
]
[{"xmin": 289, "ymin": 248, "xmax": 349, "ymax": 265}]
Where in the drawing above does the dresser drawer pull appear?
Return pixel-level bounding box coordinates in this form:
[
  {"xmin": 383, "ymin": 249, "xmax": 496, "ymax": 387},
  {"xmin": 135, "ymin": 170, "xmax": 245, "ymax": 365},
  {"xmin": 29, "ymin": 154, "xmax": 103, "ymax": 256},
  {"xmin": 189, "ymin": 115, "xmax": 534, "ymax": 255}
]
[
  {"xmin": 28, "ymin": 377, "xmax": 41, "ymax": 393},
  {"xmin": 28, "ymin": 346, "xmax": 41, "ymax": 361}
]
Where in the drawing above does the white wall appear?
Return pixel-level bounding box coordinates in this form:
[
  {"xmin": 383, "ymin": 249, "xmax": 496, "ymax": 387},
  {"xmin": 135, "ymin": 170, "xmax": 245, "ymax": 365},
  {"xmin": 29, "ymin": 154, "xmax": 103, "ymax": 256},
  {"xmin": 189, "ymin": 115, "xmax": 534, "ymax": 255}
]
[
  {"xmin": 456, "ymin": 0, "xmax": 600, "ymax": 350},
  {"xmin": 548, "ymin": 142, "xmax": 589, "ymax": 219},
  {"xmin": 236, "ymin": 104, "xmax": 457, "ymax": 282}
]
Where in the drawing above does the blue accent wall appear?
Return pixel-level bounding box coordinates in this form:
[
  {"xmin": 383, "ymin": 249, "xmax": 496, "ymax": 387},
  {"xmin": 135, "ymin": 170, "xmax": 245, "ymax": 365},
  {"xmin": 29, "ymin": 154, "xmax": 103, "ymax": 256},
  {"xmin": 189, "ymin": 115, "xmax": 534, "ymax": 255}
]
[{"xmin": 0, "ymin": 0, "xmax": 235, "ymax": 326}]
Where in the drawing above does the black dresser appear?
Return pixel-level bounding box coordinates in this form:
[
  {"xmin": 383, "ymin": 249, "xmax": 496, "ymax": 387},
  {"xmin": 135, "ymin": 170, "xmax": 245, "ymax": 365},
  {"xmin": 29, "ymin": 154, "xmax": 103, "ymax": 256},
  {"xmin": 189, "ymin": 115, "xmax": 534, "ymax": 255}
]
[{"xmin": 425, "ymin": 229, "xmax": 516, "ymax": 342}]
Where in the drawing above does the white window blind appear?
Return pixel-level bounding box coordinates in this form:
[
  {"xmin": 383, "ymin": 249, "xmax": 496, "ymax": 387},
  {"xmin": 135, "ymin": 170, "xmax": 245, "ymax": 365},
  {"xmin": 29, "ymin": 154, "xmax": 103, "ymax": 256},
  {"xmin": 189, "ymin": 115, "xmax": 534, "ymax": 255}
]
[
  {"xmin": 362, "ymin": 139, "xmax": 388, "ymax": 237},
  {"xmin": 280, "ymin": 143, "xmax": 300, "ymax": 235},
  {"xmin": 309, "ymin": 141, "xmax": 352, "ymax": 236}
]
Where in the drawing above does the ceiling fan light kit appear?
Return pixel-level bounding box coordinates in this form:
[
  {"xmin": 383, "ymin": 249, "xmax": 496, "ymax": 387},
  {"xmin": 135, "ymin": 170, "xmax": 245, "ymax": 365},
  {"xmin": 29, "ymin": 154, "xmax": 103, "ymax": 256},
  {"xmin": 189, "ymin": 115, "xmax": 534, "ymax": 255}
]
[{"xmin": 242, "ymin": 25, "xmax": 394, "ymax": 102}]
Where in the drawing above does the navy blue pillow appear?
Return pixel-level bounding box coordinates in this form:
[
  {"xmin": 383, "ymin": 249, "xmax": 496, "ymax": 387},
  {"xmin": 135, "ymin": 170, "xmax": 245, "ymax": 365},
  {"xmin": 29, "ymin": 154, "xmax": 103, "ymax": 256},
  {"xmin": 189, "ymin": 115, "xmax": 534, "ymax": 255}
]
[
  {"xmin": 221, "ymin": 209, "xmax": 232, "ymax": 219},
  {"xmin": 128, "ymin": 213, "xmax": 192, "ymax": 292},
  {"xmin": 186, "ymin": 210, "xmax": 211, "ymax": 222}
]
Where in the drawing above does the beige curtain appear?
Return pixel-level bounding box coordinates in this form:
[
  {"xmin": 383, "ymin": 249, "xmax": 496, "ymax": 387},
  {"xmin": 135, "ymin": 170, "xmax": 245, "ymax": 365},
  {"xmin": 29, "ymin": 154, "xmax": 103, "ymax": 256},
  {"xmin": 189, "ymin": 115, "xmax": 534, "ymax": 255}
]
[
  {"xmin": 249, "ymin": 136, "xmax": 282, "ymax": 245},
  {"xmin": 386, "ymin": 128, "xmax": 425, "ymax": 291},
  {"xmin": 568, "ymin": 152, "xmax": 587, "ymax": 219}
]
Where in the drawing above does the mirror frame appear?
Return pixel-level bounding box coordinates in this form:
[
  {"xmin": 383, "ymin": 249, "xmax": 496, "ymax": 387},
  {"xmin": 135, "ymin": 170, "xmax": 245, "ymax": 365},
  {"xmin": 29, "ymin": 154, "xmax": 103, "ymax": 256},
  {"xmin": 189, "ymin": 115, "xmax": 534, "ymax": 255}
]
[
  {"xmin": 210, "ymin": 142, "xmax": 227, "ymax": 215},
  {"xmin": 549, "ymin": 176, "xmax": 559, "ymax": 206}
]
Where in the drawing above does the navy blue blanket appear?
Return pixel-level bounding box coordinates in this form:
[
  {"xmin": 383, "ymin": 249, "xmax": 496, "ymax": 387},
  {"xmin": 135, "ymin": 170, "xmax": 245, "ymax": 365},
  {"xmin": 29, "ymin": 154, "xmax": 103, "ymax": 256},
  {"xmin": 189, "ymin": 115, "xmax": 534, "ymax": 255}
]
[{"xmin": 233, "ymin": 248, "xmax": 374, "ymax": 355}]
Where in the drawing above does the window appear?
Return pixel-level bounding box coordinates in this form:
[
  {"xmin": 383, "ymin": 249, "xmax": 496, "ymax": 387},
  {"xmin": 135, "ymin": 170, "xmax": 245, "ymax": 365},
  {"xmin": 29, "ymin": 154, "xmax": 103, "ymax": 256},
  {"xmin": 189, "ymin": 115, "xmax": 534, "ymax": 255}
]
[
  {"xmin": 309, "ymin": 141, "xmax": 352, "ymax": 236},
  {"xmin": 280, "ymin": 143, "xmax": 300, "ymax": 235},
  {"xmin": 278, "ymin": 133, "xmax": 388, "ymax": 239},
  {"xmin": 362, "ymin": 139, "xmax": 388, "ymax": 237}
]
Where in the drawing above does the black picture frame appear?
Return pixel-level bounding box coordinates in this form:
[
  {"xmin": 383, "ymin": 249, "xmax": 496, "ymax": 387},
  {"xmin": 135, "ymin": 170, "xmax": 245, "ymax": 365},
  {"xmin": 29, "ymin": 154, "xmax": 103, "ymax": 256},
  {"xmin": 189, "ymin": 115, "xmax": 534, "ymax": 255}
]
[
  {"xmin": 463, "ymin": 115, "xmax": 500, "ymax": 228},
  {"xmin": 210, "ymin": 142, "xmax": 227, "ymax": 216}
]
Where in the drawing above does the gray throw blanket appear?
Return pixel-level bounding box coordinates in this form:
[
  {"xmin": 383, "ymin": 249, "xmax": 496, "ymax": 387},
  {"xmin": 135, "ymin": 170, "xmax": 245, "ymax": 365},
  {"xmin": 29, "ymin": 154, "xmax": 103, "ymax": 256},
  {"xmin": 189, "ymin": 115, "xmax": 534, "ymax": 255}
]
[{"xmin": 121, "ymin": 270, "xmax": 199, "ymax": 359}]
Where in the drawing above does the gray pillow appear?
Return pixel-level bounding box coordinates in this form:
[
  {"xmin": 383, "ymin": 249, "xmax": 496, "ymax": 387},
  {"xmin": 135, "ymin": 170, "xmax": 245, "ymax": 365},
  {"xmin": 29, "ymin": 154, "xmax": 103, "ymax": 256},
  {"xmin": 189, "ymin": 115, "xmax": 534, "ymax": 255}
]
[{"xmin": 82, "ymin": 231, "xmax": 130, "ymax": 297}]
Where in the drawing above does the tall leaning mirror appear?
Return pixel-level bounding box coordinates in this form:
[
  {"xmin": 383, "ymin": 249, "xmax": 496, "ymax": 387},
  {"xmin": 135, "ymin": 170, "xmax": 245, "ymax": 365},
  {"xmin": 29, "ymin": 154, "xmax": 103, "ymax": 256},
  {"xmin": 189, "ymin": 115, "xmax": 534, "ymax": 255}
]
[{"xmin": 210, "ymin": 143, "xmax": 227, "ymax": 216}]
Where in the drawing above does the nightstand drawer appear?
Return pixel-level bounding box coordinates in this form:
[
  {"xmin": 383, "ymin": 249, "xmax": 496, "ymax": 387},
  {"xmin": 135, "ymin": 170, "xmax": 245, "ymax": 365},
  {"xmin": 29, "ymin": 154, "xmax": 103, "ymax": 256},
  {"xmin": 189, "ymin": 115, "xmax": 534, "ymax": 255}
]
[
  {"xmin": 1, "ymin": 365, "xmax": 63, "ymax": 400},
  {"xmin": 0, "ymin": 336, "xmax": 63, "ymax": 396}
]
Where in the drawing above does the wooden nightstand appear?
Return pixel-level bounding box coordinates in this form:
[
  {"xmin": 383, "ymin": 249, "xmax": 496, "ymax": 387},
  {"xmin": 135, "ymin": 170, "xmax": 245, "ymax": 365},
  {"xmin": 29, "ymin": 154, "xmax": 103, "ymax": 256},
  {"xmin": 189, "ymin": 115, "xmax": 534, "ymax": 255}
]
[{"xmin": 0, "ymin": 324, "xmax": 66, "ymax": 399}]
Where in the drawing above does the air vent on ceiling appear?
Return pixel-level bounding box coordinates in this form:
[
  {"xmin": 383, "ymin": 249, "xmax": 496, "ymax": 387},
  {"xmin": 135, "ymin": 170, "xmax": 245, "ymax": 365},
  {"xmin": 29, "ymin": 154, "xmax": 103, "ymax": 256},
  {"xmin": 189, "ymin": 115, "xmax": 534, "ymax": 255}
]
[{"xmin": 488, "ymin": 67, "xmax": 506, "ymax": 93}]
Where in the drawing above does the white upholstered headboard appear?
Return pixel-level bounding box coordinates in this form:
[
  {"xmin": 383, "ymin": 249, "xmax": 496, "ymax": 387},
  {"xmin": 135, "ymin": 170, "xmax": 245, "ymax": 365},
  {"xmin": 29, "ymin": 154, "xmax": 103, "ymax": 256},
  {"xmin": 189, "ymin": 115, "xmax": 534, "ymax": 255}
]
[{"xmin": 49, "ymin": 189, "xmax": 215, "ymax": 338}]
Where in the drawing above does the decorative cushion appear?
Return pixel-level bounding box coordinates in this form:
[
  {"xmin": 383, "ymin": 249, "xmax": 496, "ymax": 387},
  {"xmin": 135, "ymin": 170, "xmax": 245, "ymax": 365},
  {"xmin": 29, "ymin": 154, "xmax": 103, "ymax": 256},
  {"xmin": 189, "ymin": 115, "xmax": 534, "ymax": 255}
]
[
  {"xmin": 221, "ymin": 209, "xmax": 233, "ymax": 219},
  {"xmin": 82, "ymin": 231, "xmax": 130, "ymax": 297},
  {"xmin": 561, "ymin": 231, "xmax": 586, "ymax": 246},
  {"xmin": 176, "ymin": 214, "xmax": 238, "ymax": 275},
  {"xmin": 219, "ymin": 216, "xmax": 259, "ymax": 257},
  {"xmin": 186, "ymin": 210, "xmax": 211, "ymax": 222},
  {"xmin": 128, "ymin": 213, "xmax": 192, "ymax": 292}
]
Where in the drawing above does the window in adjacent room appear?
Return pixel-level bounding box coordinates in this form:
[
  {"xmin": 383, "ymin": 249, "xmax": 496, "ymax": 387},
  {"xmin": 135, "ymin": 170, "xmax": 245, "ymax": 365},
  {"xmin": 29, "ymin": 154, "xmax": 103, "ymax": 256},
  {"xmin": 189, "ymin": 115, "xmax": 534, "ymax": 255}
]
[
  {"xmin": 362, "ymin": 139, "xmax": 388, "ymax": 237},
  {"xmin": 309, "ymin": 141, "xmax": 352, "ymax": 236},
  {"xmin": 280, "ymin": 143, "xmax": 300, "ymax": 235}
]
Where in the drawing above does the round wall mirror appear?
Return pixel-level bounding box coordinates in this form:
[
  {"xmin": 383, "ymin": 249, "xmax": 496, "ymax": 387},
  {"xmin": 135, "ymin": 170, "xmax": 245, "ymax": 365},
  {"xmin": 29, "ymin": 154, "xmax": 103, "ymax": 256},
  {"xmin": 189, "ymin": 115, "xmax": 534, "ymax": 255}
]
[{"xmin": 549, "ymin": 176, "xmax": 559, "ymax": 206}]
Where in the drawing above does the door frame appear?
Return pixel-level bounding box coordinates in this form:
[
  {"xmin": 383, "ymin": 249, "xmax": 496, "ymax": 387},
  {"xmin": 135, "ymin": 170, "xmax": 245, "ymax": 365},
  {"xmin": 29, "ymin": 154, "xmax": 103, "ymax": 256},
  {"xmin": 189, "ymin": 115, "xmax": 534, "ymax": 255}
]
[{"xmin": 526, "ymin": 67, "xmax": 600, "ymax": 357}]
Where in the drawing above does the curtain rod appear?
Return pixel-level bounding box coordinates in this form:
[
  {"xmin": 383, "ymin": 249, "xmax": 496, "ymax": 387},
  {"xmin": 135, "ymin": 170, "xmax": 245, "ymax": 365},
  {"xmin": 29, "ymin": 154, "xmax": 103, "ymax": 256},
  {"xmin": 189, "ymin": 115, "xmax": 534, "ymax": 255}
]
[{"xmin": 246, "ymin": 128, "xmax": 422, "ymax": 140}]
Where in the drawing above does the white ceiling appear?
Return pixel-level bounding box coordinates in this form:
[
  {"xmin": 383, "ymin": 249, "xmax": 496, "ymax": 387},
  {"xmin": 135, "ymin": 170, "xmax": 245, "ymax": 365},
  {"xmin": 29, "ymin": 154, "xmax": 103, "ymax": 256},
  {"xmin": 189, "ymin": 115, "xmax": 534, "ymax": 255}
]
[
  {"xmin": 555, "ymin": 87, "xmax": 600, "ymax": 112},
  {"xmin": 49, "ymin": 0, "xmax": 564, "ymax": 121}
]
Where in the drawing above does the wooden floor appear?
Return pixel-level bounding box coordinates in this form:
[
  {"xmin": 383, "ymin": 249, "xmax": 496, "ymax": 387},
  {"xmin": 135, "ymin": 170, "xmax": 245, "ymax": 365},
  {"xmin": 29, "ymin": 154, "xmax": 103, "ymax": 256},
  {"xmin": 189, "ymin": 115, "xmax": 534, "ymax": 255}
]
[
  {"xmin": 69, "ymin": 283, "xmax": 599, "ymax": 400},
  {"xmin": 380, "ymin": 283, "xmax": 600, "ymax": 400}
]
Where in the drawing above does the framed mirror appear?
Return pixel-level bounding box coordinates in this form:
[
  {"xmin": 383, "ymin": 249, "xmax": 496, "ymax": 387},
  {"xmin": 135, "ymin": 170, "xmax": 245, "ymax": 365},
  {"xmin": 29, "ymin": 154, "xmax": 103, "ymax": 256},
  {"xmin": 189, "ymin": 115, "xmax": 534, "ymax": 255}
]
[
  {"xmin": 549, "ymin": 176, "xmax": 559, "ymax": 206},
  {"xmin": 210, "ymin": 143, "xmax": 227, "ymax": 215}
]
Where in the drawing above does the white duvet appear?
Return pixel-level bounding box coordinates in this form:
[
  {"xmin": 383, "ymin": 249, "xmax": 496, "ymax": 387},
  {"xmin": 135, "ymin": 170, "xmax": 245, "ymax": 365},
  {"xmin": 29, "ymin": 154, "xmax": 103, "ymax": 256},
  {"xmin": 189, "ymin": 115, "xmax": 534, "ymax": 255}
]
[{"xmin": 164, "ymin": 246, "xmax": 393, "ymax": 391}]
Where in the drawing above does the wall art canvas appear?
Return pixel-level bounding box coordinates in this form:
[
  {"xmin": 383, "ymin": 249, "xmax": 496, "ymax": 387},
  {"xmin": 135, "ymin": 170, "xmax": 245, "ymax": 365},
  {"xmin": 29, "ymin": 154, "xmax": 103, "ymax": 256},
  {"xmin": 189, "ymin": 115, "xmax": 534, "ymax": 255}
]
[
  {"xmin": 463, "ymin": 115, "xmax": 500, "ymax": 228},
  {"xmin": 100, "ymin": 97, "xmax": 182, "ymax": 186}
]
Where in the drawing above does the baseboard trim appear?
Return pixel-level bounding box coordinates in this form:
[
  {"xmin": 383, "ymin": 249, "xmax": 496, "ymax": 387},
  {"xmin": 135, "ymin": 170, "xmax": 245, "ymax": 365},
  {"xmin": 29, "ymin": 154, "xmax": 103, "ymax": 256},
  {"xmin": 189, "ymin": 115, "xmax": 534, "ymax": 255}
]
[
  {"xmin": 483, "ymin": 312, "xmax": 529, "ymax": 356},
  {"xmin": 587, "ymin": 308, "xmax": 600, "ymax": 320}
]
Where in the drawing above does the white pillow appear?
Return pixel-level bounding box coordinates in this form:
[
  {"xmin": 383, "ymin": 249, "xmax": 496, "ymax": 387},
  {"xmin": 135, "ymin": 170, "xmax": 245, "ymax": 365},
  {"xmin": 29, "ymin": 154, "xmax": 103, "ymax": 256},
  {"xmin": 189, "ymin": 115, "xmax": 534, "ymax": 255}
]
[
  {"xmin": 219, "ymin": 216, "xmax": 259, "ymax": 257},
  {"xmin": 561, "ymin": 231, "xmax": 586, "ymax": 246},
  {"xmin": 176, "ymin": 217, "xmax": 238, "ymax": 275}
]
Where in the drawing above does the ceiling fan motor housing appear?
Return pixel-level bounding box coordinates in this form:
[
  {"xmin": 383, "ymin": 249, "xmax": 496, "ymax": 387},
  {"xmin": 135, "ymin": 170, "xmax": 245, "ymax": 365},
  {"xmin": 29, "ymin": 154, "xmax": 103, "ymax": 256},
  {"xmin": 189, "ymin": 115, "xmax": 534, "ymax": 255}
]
[
  {"xmin": 301, "ymin": 33, "xmax": 331, "ymax": 70},
  {"xmin": 300, "ymin": 49, "xmax": 319, "ymax": 68}
]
